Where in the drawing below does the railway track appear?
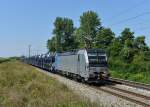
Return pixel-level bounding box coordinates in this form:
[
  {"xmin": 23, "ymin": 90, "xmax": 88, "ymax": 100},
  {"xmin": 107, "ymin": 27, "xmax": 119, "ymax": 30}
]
[
  {"xmin": 109, "ymin": 77, "xmax": 150, "ymax": 91},
  {"xmin": 37, "ymin": 67, "xmax": 150, "ymax": 106},
  {"xmin": 92, "ymin": 77, "xmax": 150, "ymax": 106},
  {"xmin": 95, "ymin": 85, "xmax": 150, "ymax": 107}
]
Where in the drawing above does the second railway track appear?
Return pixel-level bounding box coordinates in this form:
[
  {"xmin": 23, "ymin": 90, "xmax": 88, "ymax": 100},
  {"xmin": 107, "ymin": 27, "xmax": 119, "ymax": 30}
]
[
  {"xmin": 109, "ymin": 77, "xmax": 150, "ymax": 91},
  {"xmin": 94, "ymin": 85, "xmax": 150, "ymax": 107},
  {"xmin": 38, "ymin": 67, "xmax": 150, "ymax": 107},
  {"xmin": 91, "ymin": 77, "xmax": 150, "ymax": 107}
]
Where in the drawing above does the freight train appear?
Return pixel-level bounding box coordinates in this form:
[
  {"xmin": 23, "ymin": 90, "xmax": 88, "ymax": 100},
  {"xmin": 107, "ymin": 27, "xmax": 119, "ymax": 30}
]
[{"xmin": 24, "ymin": 49, "xmax": 110, "ymax": 83}]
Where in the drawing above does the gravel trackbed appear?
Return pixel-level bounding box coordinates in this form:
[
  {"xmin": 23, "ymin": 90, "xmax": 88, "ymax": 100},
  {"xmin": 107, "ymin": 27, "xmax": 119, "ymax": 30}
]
[{"xmin": 37, "ymin": 68, "xmax": 145, "ymax": 107}]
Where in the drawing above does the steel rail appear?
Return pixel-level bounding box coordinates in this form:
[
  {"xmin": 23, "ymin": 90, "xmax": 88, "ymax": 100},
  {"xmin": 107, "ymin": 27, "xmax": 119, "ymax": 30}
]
[
  {"xmin": 33, "ymin": 66, "xmax": 150, "ymax": 106},
  {"xmin": 109, "ymin": 77, "xmax": 150, "ymax": 91},
  {"xmin": 94, "ymin": 86, "xmax": 150, "ymax": 107},
  {"xmin": 106, "ymin": 85, "xmax": 150, "ymax": 100}
]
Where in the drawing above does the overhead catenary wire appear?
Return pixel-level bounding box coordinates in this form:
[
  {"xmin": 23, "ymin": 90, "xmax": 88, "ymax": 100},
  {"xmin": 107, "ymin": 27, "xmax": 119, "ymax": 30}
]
[
  {"xmin": 108, "ymin": 0, "xmax": 148, "ymax": 21},
  {"xmin": 110, "ymin": 11, "xmax": 150, "ymax": 26},
  {"xmin": 133, "ymin": 26, "xmax": 150, "ymax": 34},
  {"xmin": 117, "ymin": 19, "xmax": 150, "ymax": 28},
  {"xmin": 112, "ymin": 20, "xmax": 150, "ymax": 31}
]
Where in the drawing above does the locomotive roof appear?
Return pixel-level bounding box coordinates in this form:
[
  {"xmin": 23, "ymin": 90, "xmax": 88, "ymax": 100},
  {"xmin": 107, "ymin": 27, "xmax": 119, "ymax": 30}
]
[
  {"xmin": 57, "ymin": 49, "xmax": 106, "ymax": 56},
  {"xmin": 57, "ymin": 51, "xmax": 77, "ymax": 56},
  {"xmin": 86, "ymin": 49, "xmax": 106, "ymax": 54}
]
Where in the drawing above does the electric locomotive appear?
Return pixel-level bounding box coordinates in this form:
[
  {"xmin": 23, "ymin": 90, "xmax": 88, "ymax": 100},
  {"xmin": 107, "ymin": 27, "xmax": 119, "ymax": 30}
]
[{"xmin": 54, "ymin": 49, "xmax": 109, "ymax": 83}]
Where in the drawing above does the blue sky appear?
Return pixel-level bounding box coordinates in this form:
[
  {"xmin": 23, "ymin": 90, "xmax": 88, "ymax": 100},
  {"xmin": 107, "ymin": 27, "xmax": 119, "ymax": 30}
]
[{"xmin": 0, "ymin": 0, "xmax": 150, "ymax": 57}]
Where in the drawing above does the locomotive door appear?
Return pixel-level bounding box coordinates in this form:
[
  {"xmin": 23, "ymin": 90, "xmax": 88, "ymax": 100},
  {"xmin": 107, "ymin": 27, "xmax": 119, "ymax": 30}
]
[
  {"xmin": 77, "ymin": 54, "xmax": 80, "ymax": 75},
  {"xmin": 77, "ymin": 54, "xmax": 86, "ymax": 78}
]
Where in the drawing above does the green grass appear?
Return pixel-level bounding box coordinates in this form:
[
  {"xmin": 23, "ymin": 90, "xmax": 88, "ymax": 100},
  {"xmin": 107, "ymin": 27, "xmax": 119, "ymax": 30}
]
[
  {"xmin": 110, "ymin": 70, "xmax": 150, "ymax": 84},
  {"xmin": 0, "ymin": 58, "xmax": 10, "ymax": 63},
  {"xmin": 0, "ymin": 60, "xmax": 99, "ymax": 107}
]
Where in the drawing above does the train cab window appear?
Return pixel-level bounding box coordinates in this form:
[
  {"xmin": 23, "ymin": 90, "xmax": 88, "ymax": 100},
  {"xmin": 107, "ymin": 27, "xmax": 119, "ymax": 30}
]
[{"xmin": 87, "ymin": 49, "xmax": 107, "ymax": 67}]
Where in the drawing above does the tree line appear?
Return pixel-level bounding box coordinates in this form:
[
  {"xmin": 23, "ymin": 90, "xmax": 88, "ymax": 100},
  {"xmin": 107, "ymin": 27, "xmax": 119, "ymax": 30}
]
[{"xmin": 47, "ymin": 11, "xmax": 150, "ymax": 72}]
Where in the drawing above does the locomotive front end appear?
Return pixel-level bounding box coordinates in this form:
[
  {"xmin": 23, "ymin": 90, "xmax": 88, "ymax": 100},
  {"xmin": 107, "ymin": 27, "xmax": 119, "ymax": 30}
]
[{"xmin": 87, "ymin": 49, "xmax": 110, "ymax": 82}]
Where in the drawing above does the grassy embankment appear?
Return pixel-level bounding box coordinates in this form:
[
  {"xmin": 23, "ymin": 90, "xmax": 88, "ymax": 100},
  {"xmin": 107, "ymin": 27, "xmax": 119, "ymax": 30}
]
[
  {"xmin": 0, "ymin": 58, "xmax": 10, "ymax": 63},
  {"xmin": 0, "ymin": 60, "xmax": 98, "ymax": 107}
]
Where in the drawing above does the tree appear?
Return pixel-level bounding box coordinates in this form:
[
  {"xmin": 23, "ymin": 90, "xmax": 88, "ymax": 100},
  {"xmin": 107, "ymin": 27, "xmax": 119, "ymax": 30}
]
[
  {"xmin": 120, "ymin": 28, "xmax": 134, "ymax": 45},
  {"xmin": 133, "ymin": 36, "xmax": 148, "ymax": 51},
  {"xmin": 80, "ymin": 11, "xmax": 101, "ymax": 48},
  {"xmin": 95, "ymin": 27, "xmax": 115, "ymax": 49},
  {"xmin": 47, "ymin": 36, "xmax": 56, "ymax": 52},
  {"xmin": 120, "ymin": 39, "xmax": 135, "ymax": 62},
  {"xmin": 53, "ymin": 17, "xmax": 75, "ymax": 52},
  {"xmin": 109, "ymin": 37, "xmax": 122, "ymax": 57},
  {"xmin": 118, "ymin": 28, "xmax": 135, "ymax": 62},
  {"xmin": 53, "ymin": 17, "xmax": 64, "ymax": 52},
  {"xmin": 73, "ymin": 28, "xmax": 85, "ymax": 48}
]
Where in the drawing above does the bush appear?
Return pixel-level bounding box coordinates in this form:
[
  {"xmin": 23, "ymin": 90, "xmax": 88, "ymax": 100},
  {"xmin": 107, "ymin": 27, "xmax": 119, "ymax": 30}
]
[
  {"xmin": 109, "ymin": 55, "xmax": 150, "ymax": 84},
  {"xmin": 0, "ymin": 58, "xmax": 10, "ymax": 63}
]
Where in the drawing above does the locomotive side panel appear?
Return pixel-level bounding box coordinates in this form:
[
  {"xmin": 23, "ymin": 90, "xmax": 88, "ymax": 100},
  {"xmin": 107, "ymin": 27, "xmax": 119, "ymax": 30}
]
[
  {"xmin": 77, "ymin": 54, "xmax": 89, "ymax": 80},
  {"xmin": 56, "ymin": 54, "xmax": 78, "ymax": 75}
]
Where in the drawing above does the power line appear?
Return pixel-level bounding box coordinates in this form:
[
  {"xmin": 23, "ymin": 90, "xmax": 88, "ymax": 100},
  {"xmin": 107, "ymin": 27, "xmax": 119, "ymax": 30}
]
[
  {"xmin": 134, "ymin": 26, "xmax": 150, "ymax": 32},
  {"xmin": 112, "ymin": 25, "xmax": 150, "ymax": 34},
  {"xmin": 110, "ymin": 11, "xmax": 150, "ymax": 26},
  {"xmin": 109, "ymin": 0, "xmax": 148, "ymax": 21},
  {"xmin": 112, "ymin": 20, "xmax": 150, "ymax": 31}
]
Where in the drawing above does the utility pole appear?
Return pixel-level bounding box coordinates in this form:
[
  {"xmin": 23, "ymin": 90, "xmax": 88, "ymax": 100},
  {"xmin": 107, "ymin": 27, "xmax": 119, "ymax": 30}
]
[
  {"xmin": 28, "ymin": 45, "xmax": 31, "ymax": 58},
  {"xmin": 36, "ymin": 50, "xmax": 39, "ymax": 55}
]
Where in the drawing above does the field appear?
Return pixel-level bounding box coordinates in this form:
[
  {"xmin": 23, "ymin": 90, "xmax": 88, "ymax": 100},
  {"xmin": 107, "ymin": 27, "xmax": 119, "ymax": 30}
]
[{"xmin": 0, "ymin": 60, "xmax": 98, "ymax": 107}]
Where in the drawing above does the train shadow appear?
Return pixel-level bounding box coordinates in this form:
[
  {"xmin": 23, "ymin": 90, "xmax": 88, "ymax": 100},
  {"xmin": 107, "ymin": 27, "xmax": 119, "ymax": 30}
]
[{"xmin": 89, "ymin": 80, "xmax": 121, "ymax": 87}]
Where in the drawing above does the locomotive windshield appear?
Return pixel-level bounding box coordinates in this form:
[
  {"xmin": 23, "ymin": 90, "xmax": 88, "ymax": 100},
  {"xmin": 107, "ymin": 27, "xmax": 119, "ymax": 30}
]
[{"xmin": 87, "ymin": 49, "xmax": 107, "ymax": 67}]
